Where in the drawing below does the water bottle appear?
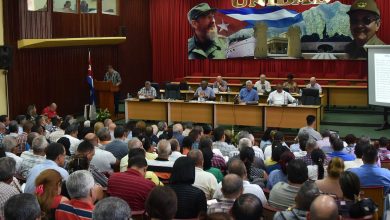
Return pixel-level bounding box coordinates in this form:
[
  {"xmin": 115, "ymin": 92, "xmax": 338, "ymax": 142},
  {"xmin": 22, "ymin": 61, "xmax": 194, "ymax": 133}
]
[
  {"xmin": 161, "ymin": 93, "xmax": 164, "ymax": 100},
  {"xmin": 299, "ymin": 89, "xmax": 302, "ymax": 96},
  {"xmin": 227, "ymin": 86, "xmax": 231, "ymax": 92},
  {"xmin": 188, "ymin": 85, "xmax": 192, "ymax": 91},
  {"xmin": 220, "ymin": 95, "xmax": 223, "ymax": 102}
]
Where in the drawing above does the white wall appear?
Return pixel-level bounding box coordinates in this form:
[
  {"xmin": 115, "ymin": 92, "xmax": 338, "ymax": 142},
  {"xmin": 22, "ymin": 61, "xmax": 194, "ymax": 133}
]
[{"xmin": 0, "ymin": 0, "xmax": 8, "ymax": 115}]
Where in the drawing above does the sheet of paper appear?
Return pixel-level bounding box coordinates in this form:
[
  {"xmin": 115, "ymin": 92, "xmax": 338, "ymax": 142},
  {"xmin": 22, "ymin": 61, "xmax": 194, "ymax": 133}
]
[{"xmin": 374, "ymin": 54, "xmax": 390, "ymax": 103}]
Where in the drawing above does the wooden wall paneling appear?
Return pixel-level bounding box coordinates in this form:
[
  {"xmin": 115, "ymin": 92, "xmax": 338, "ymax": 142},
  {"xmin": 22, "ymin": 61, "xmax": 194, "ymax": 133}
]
[
  {"xmin": 19, "ymin": 0, "xmax": 52, "ymax": 39},
  {"xmin": 118, "ymin": 0, "xmax": 152, "ymax": 97},
  {"xmin": 3, "ymin": 0, "xmax": 153, "ymax": 117},
  {"xmin": 52, "ymin": 13, "xmax": 80, "ymax": 38},
  {"xmin": 80, "ymin": 13, "xmax": 98, "ymax": 37},
  {"xmin": 100, "ymin": 14, "xmax": 120, "ymax": 37}
]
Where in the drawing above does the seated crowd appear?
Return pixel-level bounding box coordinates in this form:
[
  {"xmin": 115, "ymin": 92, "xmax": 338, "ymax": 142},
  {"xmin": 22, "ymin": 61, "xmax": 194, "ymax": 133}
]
[{"xmin": 0, "ymin": 105, "xmax": 389, "ymax": 220}]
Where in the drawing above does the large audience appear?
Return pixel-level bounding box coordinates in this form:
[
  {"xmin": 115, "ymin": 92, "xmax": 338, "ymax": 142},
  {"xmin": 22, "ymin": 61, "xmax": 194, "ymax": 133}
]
[{"xmin": 0, "ymin": 104, "xmax": 389, "ymax": 220}]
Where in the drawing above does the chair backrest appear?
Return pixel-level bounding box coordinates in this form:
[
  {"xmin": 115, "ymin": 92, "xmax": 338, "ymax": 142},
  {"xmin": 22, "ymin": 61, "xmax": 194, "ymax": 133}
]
[
  {"xmin": 131, "ymin": 210, "xmax": 145, "ymax": 220},
  {"xmin": 179, "ymin": 81, "xmax": 189, "ymax": 90},
  {"xmin": 381, "ymin": 161, "xmax": 390, "ymax": 169},
  {"xmin": 165, "ymin": 83, "xmax": 181, "ymax": 100},
  {"xmin": 262, "ymin": 204, "xmax": 280, "ymax": 220},
  {"xmin": 336, "ymin": 81, "xmax": 352, "ymax": 86},
  {"xmin": 360, "ymin": 186, "xmax": 384, "ymax": 220},
  {"xmin": 317, "ymin": 80, "xmax": 329, "ymax": 85},
  {"xmin": 147, "ymin": 165, "xmax": 173, "ymax": 185},
  {"xmin": 296, "ymin": 80, "xmax": 306, "ymax": 85},
  {"xmin": 301, "ymin": 88, "xmax": 320, "ymax": 105},
  {"xmin": 356, "ymin": 82, "xmax": 368, "ymax": 86},
  {"xmin": 342, "ymin": 215, "xmax": 375, "ymax": 220},
  {"xmin": 151, "ymin": 82, "xmax": 160, "ymax": 98}
]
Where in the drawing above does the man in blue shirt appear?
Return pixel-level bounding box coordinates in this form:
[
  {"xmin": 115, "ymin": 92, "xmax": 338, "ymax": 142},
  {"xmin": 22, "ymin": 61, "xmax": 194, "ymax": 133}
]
[
  {"xmin": 328, "ymin": 139, "xmax": 356, "ymax": 161},
  {"xmin": 239, "ymin": 80, "xmax": 259, "ymax": 103},
  {"xmin": 350, "ymin": 145, "xmax": 390, "ymax": 194},
  {"xmin": 194, "ymin": 80, "xmax": 215, "ymax": 101},
  {"xmin": 25, "ymin": 142, "xmax": 69, "ymax": 194}
]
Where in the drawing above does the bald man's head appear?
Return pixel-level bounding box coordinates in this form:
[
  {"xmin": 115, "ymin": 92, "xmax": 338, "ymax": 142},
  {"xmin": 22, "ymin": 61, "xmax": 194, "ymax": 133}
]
[
  {"xmin": 108, "ymin": 123, "xmax": 116, "ymax": 131},
  {"xmin": 221, "ymin": 174, "xmax": 243, "ymax": 199},
  {"xmin": 310, "ymin": 77, "xmax": 316, "ymax": 86},
  {"xmin": 309, "ymin": 195, "xmax": 339, "ymax": 220},
  {"xmin": 84, "ymin": 133, "xmax": 98, "ymax": 147},
  {"xmin": 227, "ymin": 159, "xmax": 247, "ymax": 179},
  {"xmin": 260, "ymin": 74, "xmax": 266, "ymax": 82},
  {"xmin": 187, "ymin": 149, "xmax": 204, "ymax": 168},
  {"xmin": 128, "ymin": 138, "xmax": 143, "ymax": 150}
]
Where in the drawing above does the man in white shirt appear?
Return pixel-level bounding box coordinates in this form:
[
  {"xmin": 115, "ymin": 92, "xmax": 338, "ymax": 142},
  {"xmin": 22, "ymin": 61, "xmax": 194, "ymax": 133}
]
[
  {"xmin": 213, "ymin": 159, "xmax": 267, "ymax": 206},
  {"xmin": 267, "ymin": 84, "xmax": 295, "ymax": 105},
  {"xmin": 306, "ymin": 77, "xmax": 322, "ymax": 94},
  {"xmin": 255, "ymin": 74, "xmax": 271, "ymax": 93},
  {"xmin": 254, "ymin": 74, "xmax": 271, "ymax": 94},
  {"xmin": 2, "ymin": 136, "xmax": 23, "ymax": 172},
  {"xmin": 168, "ymin": 139, "xmax": 184, "ymax": 162},
  {"xmin": 249, "ymin": 134, "xmax": 265, "ymax": 160},
  {"xmin": 188, "ymin": 149, "xmax": 218, "ymax": 200},
  {"xmin": 48, "ymin": 121, "xmax": 67, "ymax": 143},
  {"xmin": 120, "ymin": 138, "xmax": 144, "ymax": 172},
  {"xmin": 85, "ymin": 133, "xmax": 118, "ymax": 173},
  {"xmin": 344, "ymin": 142, "xmax": 365, "ymax": 170},
  {"xmin": 63, "ymin": 123, "xmax": 81, "ymax": 155}
]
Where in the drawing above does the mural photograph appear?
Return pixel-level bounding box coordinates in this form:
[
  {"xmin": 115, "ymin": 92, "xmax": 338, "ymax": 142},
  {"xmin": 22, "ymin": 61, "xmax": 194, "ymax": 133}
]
[{"xmin": 187, "ymin": 0, "xmax": 385, "ymax": 60}]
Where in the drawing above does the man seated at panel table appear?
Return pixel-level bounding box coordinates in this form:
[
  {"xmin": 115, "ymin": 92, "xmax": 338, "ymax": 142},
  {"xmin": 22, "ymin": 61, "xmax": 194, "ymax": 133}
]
[
  {"xmin": 306, "ymin": 77, "xmax": 322, "ymax": 94},
  {"xmin": 213, "ymin": 76, "xmax": 228, "ymax": 92},
  {"xmin": 138, "ymin": 81, "xmax": 157, "ymax": 99},
  {"xmin": 254, "ymin": 74, "xmax": 271, "ymax": 94},
  {"xmin": 194, "ymin": 80, "xmax": 216, "ymax": 101},
  {"xmin": 239, "ymin": 81, "xmax": 259, "ymax": 103},
  {"xmin": 267, "ymin": 84, "xmax": 296, "ymax": 106}
]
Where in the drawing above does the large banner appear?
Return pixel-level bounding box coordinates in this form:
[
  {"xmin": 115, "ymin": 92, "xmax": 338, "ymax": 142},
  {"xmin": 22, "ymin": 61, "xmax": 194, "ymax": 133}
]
[{"xmin": 187, "ymin": 0, "xmax": 385, "ymax": 60}]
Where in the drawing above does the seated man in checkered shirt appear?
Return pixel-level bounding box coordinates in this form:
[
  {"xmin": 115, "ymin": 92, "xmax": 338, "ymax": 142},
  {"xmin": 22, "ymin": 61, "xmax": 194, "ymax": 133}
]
[
  {"xmin": 138, "ymin": 81, "xmax": 157, "ymax": 99},
  {"xmin": 208, "ymin": 174, "xmax": 243, "ymax": 214}
]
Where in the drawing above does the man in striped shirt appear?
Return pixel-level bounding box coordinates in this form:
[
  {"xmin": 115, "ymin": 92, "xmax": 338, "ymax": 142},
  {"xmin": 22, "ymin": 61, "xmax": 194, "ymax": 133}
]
[
  {"xmin": 56, "ymin": 170, "xmax": 100, "ymax": 220},
  {"xmin": 103, "ymin": 65, "xmax": 122, "ymax": 114},
  {"xmin": 138, "ymin": 81, "xmax": 157, "ymax": 98}
]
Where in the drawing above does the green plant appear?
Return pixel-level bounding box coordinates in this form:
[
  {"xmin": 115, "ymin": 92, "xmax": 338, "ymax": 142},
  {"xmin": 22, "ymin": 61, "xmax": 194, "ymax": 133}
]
[{"xmin": 96, "ymin": 108, "xmax": 111, "ymax": 122}]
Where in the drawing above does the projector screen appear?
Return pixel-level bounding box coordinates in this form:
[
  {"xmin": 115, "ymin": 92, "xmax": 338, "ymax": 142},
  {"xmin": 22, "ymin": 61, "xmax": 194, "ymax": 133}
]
[{"xmin": 367, "ymin": 45, "xmax": 390, "ymax": 107}]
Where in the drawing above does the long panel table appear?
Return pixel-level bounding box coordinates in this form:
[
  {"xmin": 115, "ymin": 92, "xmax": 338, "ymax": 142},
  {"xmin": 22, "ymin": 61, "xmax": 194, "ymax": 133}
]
[
  {"xmin": 125, "ymin": 99, "xmax": 321, "ymax": 130},
  {"xmin": 171, "ymin": 82, "xmax": 367, "ymax": 107},
  {"xmin": 160, "ymin": 90, "xmax": 325, "ymax": 120}
]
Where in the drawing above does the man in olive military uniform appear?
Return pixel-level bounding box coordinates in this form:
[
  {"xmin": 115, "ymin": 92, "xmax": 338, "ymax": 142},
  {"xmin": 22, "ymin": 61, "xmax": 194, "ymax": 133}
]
[
  {"xmin": 188, "ymin": 3, "xmax": 228, "ymax": 59},
  {"xmin": 345, "ymin": 0, "xmax": 385, "ymax": 59}
]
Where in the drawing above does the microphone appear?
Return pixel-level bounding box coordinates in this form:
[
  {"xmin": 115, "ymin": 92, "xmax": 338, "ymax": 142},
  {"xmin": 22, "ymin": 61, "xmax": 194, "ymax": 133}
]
[
  {"xmin": 282, "ymin": 91, "xmax": 288, "ymax": 106},
  {"xmin": 234, "ymin": 94, "xmax": 239, "ymax": 104}
]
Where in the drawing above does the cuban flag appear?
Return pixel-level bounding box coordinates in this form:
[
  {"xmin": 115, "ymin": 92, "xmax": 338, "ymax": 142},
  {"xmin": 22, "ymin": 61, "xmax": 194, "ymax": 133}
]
[
  {"xmin": 216, "ymin": 6, "xmax": 304, "ymax": 36},
  {"xmin": 86, "ymin": 50, "xmax": 97, "ymax": 120}
]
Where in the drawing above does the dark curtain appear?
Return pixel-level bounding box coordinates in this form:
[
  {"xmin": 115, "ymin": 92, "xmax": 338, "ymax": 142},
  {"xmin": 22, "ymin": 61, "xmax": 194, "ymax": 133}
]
[{"xmin": 150, "ymin": 0, "xmax": 390, "ymax": 82}]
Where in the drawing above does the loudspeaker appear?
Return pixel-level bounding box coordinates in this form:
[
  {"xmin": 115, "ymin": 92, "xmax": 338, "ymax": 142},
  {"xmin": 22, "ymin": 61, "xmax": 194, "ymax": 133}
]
[{"xmin": 0, "ymin": 46, "xmax": 12, "ymax": 70}]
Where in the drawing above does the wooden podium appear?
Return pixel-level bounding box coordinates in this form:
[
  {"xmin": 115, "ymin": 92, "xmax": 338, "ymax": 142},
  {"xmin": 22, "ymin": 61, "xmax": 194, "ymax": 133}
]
[{"xmin": 94, "ymin": 80, "xmax": 120, "ymax": 115}]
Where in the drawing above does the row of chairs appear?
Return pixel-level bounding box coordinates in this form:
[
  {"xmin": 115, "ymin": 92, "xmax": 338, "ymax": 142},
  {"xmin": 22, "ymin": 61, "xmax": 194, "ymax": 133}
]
[
  {"xmin": 184, "ymin": 78, "xmax": 367, "ymax": 86},
  {"xmin": 261, "ymin": 186, "xmax": 383, "ymax": 220},
  {"xmin": 189, "ymin": 72, "xmax": 367, "ymax": 79}
]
